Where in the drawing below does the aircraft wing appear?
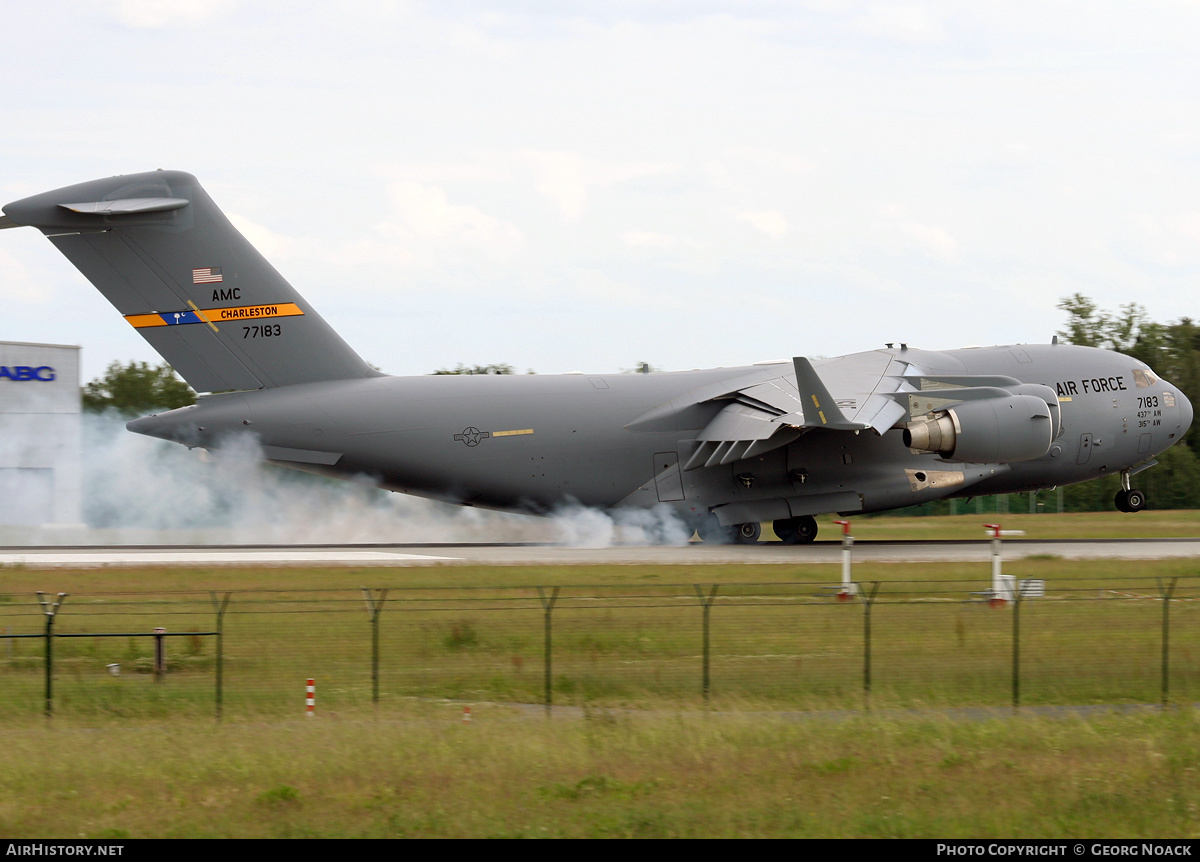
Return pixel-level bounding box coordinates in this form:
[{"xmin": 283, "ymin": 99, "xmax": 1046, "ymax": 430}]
[
  {"xmin": 626, "ymin": 351, "xmax": 916, "ymax": 471},
  {"xmin": 806, "ymin": 350, "xmax": 913, "ymax": 433}
]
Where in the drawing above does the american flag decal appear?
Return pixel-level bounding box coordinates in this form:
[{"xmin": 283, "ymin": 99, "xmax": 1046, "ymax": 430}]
[{"xmin": 192, "ymin": 267, "xmax": 223, "ymax": 284}]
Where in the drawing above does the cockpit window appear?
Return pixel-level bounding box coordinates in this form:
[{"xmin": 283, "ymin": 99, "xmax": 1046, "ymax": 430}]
[{"xmin": 1133, "ymin": 368, "xmax": 1160, "ymax": 388}]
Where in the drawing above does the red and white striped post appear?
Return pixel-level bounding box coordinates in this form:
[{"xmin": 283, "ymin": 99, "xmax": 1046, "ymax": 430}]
[
  {"xmin": 984, "ymin": 523, "xmax": 1024, "ymax": 605},
  {"xmin": 462, "ymin": 705, "xmax": 471, "ymax": 723},
  {"xmin": 306, "ymin": 678, "xmax": 315, "ymax": 717}
]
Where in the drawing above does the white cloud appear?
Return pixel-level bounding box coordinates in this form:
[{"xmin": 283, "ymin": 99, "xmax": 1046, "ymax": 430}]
[
  {"xmin": 622, "ymin": 231, "xmax": 695, "ymax": 250},
  {"xmin": 110, "ymin": 0, "xmax": 238, "ymax": 29},
  {"xmin": 1118, "ymin": 212, "xmax": 1200, "ymax": 269},
  {"xmin": 564, "ymin": 267, "xmax": 650, "ymax": 307},
  {"xmin": 522, "ymin": 151, "xmax": 677, "ymax": 220},
  {"xmin": 0, "ymin": 248, "xmax": 45, "ymax": 304},
  {"xmin": 227, "ymin": 214, "xmax": 296, "ymax": 261},
  {"xmin": 852, "ymin": 3, "xmax": 950, "ymax": 44},
  {"xmin": 897, "ymin": 221, "xmax": 958, "ymax": 262},
  {"xmin": 874, "ymin": 205, "xmax": 959, "ymax": 263},
  {"xmin": 384, "ymin": 181, "xmax": 523, "ymax": 249},
  {"xmin": 524, "ymin": 151, "xmax": 588, "ymax": 220},
  {"xmin": 737, "ymin": 210, "xmax": 790, "ymax": 238}
]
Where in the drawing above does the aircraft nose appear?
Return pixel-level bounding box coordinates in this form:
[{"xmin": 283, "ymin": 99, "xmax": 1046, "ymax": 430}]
[{"xmin": 1178, "ymin": 386, "xmax": 1194, "ymax": 436}]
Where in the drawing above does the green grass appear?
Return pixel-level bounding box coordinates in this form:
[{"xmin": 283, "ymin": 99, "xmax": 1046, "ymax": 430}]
[
  {"xmin": 1, "ymin": 557, "xmax": 1199, "ymax": 720},
  {"xmin": 3, "ymin": 707, "xmax": 1200, "ymax": 837}
]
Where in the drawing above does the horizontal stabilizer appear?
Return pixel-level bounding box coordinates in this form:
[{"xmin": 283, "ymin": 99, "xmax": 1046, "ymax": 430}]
[{"xmin": 59, "ymin": 198, "xmax": 190, "ymax": 215}]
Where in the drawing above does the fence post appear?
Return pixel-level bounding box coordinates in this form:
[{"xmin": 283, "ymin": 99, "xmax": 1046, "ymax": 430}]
[
  {"xmin": 693, "ymin": 585, "xmax": 719, "ymax": 702},
  {"xmin": 36, "ymin": 592, "xmax": 66, "ymax": 719},
  {"xmin": 361, "ymin": 588, "xmax": 389, "ymax": 706},
  {"xmin": 209, "ymin": 591, "xmax": 232, "ymax": 721},
  {"xmin": 858, "ymin": 582, "xmax": 880, "ymax": 711},
  {"xmin": 1158, "ymin": 578, "xmax": 1178, "ymax": 709},
  {"xmin": 153, "ymin": 627, "xmax": 167, "ymax": 681},
  {"xmin": 537, "ymin": 587, "xmax": 559, "ymax": 716}
]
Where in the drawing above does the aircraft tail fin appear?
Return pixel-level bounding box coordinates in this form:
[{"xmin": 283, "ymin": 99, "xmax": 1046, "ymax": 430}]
[{"xmin": 2, "ymin": 170, "xmax": 379, "ymax": 393}]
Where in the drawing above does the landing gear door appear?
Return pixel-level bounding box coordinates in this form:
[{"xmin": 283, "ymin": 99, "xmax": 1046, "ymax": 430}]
[{"xmin": 653, "ymin": 452, "xmax": 685, "ymax": 502}]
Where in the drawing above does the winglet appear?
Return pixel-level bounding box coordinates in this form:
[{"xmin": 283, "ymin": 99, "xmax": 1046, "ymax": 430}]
[{"xmin": 793, "ymin": 356, "xmax": 871, "ymax": 431}]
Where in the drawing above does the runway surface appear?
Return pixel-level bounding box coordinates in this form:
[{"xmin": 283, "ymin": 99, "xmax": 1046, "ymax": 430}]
[{"xmin": 1, "ymin": 537, "xmax": 1197, "ymax": 568}]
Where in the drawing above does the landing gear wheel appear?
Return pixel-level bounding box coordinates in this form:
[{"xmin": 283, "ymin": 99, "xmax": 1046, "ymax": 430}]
[
  {"xmin": 732, "ymin": 522, "xmax": 761, "ymax": 545},
  {"xmin": 696, "ymin": 514, "xmax": 733, "ymax": 544},
  {"xmin": 774, "ymin": 517, "xmax": 799, "ymax": 544},
  {"xmin": 773, "ymin": 515, "xmax": 818, "ymax": 544},
  {"xmin": 1115, "ymin": 469, "xmax": 1145, "ymax": 513}
]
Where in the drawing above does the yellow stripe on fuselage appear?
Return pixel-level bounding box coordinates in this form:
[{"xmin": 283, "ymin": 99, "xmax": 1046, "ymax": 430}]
[
  {"xmin": 124, "ymin": 312, "xmax": 172, "ymax": 328},
  {"xmin": 210, "ymin": 302, "xmax": 304, "ymax": 322},
  {"xmin": 125, "ymin": 303, "xmax": 305, "ymax": 329}
]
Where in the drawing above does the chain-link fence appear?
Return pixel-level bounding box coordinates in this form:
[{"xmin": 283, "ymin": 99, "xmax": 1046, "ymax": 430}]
[{"xmin": 2, "ymin": 578, "xmax": 1197, "ymax": 719}]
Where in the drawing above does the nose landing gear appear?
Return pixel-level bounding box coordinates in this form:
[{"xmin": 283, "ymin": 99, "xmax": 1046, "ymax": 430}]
[{"xmin": 1115, "ymin": 470, "xmax": 1146, "ymax": 512}]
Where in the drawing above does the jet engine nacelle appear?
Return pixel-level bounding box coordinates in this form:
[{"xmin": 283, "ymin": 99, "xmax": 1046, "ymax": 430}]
[{"xmin": 903, "ymin": 393, "xmax": 1055, "ymax": 463}]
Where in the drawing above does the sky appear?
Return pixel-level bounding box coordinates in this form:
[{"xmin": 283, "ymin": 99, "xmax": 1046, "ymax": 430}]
[{"xmin": 2, "ymin": 1, "xmax": 1200, "ymax": 384}]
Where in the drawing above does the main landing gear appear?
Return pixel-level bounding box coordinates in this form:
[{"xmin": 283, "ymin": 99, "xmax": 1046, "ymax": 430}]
[
  {"xmin": 696, "ymin": 515, "xmax": 761, "ymax": 544},
  {"xmin": 694, "ymin": 514, "xmax": 819, "ymax": 544},
  {"xmin": 773, "ymin": 515, "xmax": 818, "ymax": 544},
  {"xmin": 1115, "ymin": 470, "xmax": 1146, "ymax": 513}
]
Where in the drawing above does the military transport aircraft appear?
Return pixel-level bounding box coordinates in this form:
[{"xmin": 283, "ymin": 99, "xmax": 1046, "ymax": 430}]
[{"xmin": 1, "ymin": 171, "xmax": 1192, "ymax": 542}]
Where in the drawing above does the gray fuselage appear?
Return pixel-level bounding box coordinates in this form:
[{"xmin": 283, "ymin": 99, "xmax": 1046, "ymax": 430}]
[{"xmin": 127, "ymin": 342, "xmax": 1192, "ymax": 524}]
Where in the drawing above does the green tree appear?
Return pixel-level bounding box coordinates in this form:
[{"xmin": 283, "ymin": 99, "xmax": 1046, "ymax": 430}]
[
  {"xmin": 82, "ymin": 361, "xmax": 196, "ymax": 416},
  {"xmin": 621, "ymin": 361, "xmax": 661, "ymax": 374},
  {"xmin": 432, "ymin": 363, "xmax": 516, "ymax": 375},
  {"xmin": 1056, "ymin": 293, "xmax": 1153, "ymax": 353},
  {"xmin": 1056, "ymin": 293, "xmax": 1106, "ymax": 347},
  {"xmin": 1139, "ymin": 443, "xmax": 1200, "ymax": 509}
]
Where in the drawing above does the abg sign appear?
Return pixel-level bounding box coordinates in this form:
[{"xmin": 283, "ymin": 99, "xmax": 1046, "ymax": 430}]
[{"xmin": 0, "ymin": 366, "xmax": 56, "ymax": 381}]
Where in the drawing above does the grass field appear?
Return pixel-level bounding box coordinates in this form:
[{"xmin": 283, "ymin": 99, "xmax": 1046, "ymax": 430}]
[
  {"xmin": 3, "ymin": 512, "xmax": 1200, "ymax": 837},
  {"xmin": 3, "ymin": 706, "xmax": 1200, "ymax": 837}
]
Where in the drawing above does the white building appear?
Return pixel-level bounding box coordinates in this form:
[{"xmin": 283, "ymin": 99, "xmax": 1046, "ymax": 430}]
[{"xmin": 0, "ymin": 341, "xmax": 82, "ymax": 527}]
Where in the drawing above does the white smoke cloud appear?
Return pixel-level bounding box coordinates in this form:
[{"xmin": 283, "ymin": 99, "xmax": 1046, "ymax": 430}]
[
  {"xmin": 75, "ymin": 414, "xmax": 694, "ymax": 547},
  {"xmin": 547, "ymin": 500, "xmax": 693, "ymax": 548}
]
